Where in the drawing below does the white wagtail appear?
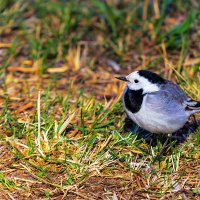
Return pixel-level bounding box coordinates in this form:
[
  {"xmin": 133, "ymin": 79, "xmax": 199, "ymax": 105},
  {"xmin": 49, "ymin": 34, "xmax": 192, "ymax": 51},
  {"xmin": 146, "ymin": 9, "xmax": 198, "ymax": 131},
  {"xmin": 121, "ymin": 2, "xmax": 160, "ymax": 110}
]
[{"xmin": 116, "ymin": 70, "xmax": 200, "ymax": 136}]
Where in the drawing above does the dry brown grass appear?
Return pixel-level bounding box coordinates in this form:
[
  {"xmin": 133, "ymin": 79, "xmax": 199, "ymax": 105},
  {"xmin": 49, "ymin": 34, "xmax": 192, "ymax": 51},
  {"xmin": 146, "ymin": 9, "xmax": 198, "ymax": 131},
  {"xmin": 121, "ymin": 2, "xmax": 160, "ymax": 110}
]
[{"xmin": 0, "ymin": 0, "xmax": 200, "ymax": 199}]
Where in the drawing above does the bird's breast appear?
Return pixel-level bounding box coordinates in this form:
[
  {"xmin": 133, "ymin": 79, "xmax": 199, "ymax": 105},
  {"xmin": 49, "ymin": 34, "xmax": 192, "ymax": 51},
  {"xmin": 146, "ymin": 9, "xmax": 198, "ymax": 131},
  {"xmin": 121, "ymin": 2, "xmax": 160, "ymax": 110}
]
[
  {"xmin": 124, "ymin": 93, "xmax": 188, "ymax": 134},
  {"xmin": 123, "ymin": 87, "xmax": 144, "ymax": 113}
]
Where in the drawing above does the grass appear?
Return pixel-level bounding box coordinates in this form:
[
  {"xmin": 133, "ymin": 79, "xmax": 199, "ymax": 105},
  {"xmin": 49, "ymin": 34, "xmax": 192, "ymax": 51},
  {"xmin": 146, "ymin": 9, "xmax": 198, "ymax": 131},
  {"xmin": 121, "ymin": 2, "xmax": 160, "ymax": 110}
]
[{"xmin": 0, "ymin": 0, "xmax": 200, "ymax": 199}]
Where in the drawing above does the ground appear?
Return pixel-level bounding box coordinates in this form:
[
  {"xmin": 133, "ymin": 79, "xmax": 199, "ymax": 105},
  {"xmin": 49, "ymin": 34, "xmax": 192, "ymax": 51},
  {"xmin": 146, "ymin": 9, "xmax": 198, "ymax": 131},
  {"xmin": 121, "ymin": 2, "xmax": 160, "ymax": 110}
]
[{"xmin": 0, "ymin": 1, "xmax": 200, "ymax": 199}]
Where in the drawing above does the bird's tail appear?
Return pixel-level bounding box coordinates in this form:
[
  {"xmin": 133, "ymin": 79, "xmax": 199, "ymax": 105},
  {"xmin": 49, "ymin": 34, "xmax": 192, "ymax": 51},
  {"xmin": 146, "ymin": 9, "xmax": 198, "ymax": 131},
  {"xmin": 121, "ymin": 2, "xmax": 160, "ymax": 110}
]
[{"xmin": 185, "ymin": 100, "xmax": 200, "ymax": 113}]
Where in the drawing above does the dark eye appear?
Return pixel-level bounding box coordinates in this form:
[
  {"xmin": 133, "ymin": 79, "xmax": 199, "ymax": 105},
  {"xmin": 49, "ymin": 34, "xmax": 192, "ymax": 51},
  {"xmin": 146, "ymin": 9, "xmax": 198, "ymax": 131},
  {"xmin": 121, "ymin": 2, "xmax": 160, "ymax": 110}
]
[{"xmin": 134, "ymin": 79, "xmax": 139, "ymax": 83}]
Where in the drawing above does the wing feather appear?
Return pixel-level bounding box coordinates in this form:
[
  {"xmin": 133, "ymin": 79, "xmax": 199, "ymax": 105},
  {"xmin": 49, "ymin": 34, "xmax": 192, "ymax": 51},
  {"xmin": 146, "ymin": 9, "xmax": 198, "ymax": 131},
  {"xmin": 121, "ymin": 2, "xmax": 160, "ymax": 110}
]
[{"xmin": 146, "ymin": 90, "xmax": 184, "ymax": 114}]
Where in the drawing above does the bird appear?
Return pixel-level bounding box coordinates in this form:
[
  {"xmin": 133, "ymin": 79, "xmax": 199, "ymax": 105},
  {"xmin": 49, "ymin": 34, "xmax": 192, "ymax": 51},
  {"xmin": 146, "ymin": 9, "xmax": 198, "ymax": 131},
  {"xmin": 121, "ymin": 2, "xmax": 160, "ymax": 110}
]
[{"xmin": 116, "ymin": 70, "xmax": 200, "ymax": 136}]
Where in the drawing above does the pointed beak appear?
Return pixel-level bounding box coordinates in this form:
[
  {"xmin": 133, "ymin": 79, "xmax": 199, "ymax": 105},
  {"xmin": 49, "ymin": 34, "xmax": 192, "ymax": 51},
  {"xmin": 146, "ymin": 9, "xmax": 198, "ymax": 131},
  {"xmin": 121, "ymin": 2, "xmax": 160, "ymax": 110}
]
[{"xmin": 115, "ymin": 76, "xmax": 128, "ymax": 82}]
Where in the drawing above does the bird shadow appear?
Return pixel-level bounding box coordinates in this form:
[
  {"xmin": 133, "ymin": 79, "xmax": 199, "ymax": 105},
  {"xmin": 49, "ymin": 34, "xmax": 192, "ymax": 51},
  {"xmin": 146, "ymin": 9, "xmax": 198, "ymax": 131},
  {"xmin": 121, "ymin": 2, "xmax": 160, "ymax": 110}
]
[{"xmin": 124, "ymin": 116, "xmax": 200, "ymax": 147}]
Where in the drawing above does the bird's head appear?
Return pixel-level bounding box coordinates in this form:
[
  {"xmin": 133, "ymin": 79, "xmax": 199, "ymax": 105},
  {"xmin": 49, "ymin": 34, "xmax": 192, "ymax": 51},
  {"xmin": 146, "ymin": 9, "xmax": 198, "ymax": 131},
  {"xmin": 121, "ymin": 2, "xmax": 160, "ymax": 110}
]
[{"xmin": 116, "ymin": 70, "xmax": 165, "ymax": 94}]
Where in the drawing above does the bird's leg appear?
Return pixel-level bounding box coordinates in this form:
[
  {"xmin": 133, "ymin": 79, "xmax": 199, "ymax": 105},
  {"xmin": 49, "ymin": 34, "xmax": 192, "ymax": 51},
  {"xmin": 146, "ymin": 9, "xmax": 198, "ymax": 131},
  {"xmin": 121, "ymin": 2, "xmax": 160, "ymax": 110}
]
[{"xmin": 152, "ymin": 135, "xmax": 170, "ymax": 163}]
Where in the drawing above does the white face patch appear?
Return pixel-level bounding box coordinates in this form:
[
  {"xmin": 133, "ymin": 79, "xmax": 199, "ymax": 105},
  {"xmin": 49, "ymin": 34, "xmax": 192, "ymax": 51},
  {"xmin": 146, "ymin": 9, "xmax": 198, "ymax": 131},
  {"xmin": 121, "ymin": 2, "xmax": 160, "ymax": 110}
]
[{"xmin": 126, "ymin": 71, "xmax": 160, "ymax": 93}]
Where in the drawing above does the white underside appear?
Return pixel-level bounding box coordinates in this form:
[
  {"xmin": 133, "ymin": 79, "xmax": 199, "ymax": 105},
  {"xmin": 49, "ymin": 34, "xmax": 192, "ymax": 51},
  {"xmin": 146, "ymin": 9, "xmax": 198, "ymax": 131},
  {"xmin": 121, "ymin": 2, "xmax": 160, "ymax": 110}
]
[{"xmin": 124, "ymin": 95, "xmax": 189, "ymax": 134}]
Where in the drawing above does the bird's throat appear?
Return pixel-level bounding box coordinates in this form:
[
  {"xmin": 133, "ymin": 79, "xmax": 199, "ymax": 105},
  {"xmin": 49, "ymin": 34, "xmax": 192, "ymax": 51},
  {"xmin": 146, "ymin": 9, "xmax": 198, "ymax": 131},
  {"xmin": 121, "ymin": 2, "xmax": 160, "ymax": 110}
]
[{"xmin": 124, "ymin": 88, "xmax": 144, "ymax": 113}]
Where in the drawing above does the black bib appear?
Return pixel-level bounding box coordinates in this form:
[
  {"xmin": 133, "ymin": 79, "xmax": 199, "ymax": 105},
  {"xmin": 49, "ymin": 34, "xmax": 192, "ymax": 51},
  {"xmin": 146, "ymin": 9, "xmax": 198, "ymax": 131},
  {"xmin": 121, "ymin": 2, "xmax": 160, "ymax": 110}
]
[{"xmin": 124, "ymin": 88, "xmax": 144, "ymax": 113}]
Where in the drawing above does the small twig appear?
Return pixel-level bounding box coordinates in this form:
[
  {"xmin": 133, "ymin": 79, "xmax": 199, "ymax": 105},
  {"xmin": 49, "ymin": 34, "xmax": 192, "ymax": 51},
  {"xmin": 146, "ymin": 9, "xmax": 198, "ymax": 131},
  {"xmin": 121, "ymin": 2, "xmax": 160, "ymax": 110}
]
[{"xmin": 37, "ymin": 90, "xmax": 41, "ymax": 148}]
